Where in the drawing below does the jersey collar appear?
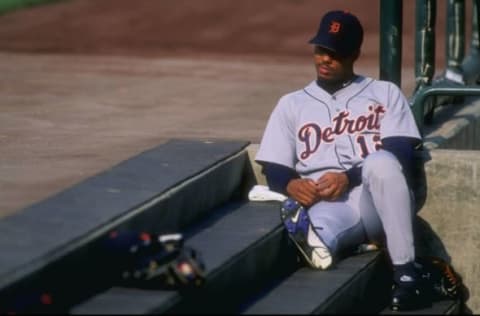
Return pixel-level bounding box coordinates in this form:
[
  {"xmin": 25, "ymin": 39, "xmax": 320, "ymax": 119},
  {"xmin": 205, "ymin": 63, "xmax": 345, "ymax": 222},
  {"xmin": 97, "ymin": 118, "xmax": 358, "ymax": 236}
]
[{"xmin": 304, "ymin": 75, "xmax": 372, "ymax": 102}]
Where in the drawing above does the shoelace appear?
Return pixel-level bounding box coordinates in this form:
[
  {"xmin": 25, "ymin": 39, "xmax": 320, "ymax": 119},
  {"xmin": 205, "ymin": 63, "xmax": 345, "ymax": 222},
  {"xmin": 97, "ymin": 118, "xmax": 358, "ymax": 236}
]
[{"xmin": 313, "ymin": 246, "xmax": 330, "ymax": 258}]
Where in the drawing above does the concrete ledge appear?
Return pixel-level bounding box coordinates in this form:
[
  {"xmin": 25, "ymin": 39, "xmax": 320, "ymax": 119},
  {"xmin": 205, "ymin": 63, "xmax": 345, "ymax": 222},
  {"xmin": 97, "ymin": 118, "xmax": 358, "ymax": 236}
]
[
  {"xmin": 424, "ymin": 97, "xmax": 480, "ymax": 150},
  {"xmin": 246, "ymin": 143, "xmax": 267, "ymax": 185},
  {"xmin": 416, "ymin": 149, "xmax": 480, "ymax": 314}
]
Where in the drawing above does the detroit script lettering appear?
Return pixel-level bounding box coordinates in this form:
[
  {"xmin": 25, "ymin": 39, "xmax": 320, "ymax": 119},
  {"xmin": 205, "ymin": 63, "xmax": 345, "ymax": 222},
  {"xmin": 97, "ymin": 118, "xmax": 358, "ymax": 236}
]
[{"xmin": 298, "ymin": 104, "xmax": 385, "ymax": 159}]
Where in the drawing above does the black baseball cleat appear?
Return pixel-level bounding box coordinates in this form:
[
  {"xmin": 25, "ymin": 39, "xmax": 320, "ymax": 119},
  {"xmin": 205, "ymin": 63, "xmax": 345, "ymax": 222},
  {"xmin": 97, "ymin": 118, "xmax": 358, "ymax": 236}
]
[
  {"xmin": 415, "ymin": 256, "xmax": 462, "ymax": 301},
  {"xmin": 390, "ymin": 275, "xmax": 434, "ymax": 311}
]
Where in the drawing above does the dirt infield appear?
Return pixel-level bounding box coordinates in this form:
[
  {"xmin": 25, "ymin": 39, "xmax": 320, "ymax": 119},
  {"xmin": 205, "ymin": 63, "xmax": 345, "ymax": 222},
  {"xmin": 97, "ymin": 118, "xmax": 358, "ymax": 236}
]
[
  {"xmin": 0, "ymin": 0, "xmax": 460, "ymax": 67},
  {"xmin": 0, "ymin": 0, "xmax": 466, "ymax": 217}
]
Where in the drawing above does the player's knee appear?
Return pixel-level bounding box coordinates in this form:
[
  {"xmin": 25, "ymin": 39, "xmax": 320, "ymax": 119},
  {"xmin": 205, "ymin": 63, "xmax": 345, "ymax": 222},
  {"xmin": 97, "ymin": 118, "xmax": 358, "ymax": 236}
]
[{"xmin": 362, "ymin": 150, "xmax": 402, "ymax": 180}]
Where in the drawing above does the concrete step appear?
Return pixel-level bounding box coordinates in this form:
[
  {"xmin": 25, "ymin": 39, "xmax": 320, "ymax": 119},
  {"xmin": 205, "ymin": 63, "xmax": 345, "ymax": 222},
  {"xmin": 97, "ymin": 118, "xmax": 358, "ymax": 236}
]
[
  {"xmin": 240, "ymin": 248, "xmax": 463, "ymax": 315},
  {"xmin": 0, "ymin": 139, "xmax": 250, "ymax": 312},
  {"xmin": 70, "ymin": 200, "xmax": 299, "ymax": 314},
  {"xmin": 241, "ymin": 250, "xmax": 391, "ymax": 314}
]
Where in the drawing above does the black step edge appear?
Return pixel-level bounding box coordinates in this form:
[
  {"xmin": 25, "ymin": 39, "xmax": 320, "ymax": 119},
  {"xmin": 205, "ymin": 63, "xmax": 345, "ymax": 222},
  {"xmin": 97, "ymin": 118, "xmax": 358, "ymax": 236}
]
[{"xmin": 380, "ymin": 298, "xmax": 462, "ymax": 314}]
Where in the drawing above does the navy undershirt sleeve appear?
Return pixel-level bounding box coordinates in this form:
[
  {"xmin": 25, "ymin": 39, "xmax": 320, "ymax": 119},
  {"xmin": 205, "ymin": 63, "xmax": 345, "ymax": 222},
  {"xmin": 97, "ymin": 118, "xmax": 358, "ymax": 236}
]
[
  {"xmin": 343, "ymin": 136, "xmax": 420, "ymax": 189},
  {"xmin": 260, "ymin": 162, "xmax": 300, "ymax": 196},
  {"xmin": 382, "ymin": 136, "xmax": 420, "ymax": 187},
  {"xmin": 345, "ymin": 165, "xmax": 362, "ymax": 189}
]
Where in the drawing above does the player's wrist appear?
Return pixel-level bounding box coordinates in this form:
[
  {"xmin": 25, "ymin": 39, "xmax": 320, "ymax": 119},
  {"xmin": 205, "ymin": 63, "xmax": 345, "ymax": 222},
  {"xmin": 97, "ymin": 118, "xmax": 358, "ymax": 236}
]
[
  {"xmin": 344, "ymin": 166, "xmax": 362, "ymax": 190},
  {"xmin": 262, "ymin": 162, "xmax": 300, "ymax": 196}
]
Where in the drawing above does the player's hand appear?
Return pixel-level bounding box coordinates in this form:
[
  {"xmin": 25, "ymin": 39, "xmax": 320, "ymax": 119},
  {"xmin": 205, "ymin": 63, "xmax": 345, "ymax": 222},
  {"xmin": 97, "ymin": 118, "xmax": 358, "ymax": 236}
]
[
  {"xmin": 315, "ymin": 172, "xmax": 349, "ymax": 201},
  {"xmin": 286, "ymin": 178, "xmax": 320, "ymax": 207}
]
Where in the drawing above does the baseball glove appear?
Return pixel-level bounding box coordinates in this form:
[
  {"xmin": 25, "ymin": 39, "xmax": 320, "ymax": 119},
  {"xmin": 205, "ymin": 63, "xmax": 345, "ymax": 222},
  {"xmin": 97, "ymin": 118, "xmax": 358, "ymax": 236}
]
[{"xmin": 101, "ymin": 230, "xmax": 206, "ymax": 290}]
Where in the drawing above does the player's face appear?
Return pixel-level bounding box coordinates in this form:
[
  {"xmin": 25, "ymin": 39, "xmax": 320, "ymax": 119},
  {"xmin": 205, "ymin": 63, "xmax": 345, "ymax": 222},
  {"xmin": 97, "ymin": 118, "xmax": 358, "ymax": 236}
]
[{"xmin": 313, "ymin": 46, "xmax": 356, "ymax": 83}]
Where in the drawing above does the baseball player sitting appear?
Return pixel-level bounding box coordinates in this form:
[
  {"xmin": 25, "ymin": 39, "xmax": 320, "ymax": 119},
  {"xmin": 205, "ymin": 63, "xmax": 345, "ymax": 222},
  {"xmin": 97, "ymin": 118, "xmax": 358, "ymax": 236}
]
[{"xmin": 255, "ymin": 10, "xmax": 431, "ymax": 311}]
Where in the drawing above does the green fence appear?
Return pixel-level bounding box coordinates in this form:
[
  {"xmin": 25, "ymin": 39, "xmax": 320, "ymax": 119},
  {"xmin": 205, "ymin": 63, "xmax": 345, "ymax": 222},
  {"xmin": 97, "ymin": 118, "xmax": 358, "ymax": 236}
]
[{"xmin": 380, "ymin": 0, "xmax": 480, "ymax": 135}]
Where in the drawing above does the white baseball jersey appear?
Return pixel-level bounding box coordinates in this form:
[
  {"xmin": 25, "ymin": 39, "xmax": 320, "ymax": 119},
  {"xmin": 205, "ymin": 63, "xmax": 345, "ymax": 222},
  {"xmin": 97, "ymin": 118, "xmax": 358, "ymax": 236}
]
[{"xmin": 255, "ymin": 76, "xmax": 421, "ymax": 180}]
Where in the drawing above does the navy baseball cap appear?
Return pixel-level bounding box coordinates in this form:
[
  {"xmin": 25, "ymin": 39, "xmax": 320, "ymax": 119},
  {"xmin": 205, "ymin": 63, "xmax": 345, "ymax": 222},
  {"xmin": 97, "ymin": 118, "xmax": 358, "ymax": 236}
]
[{"xmin": 309, "ymin": 10, "xmax": 364, "ymax": 57}]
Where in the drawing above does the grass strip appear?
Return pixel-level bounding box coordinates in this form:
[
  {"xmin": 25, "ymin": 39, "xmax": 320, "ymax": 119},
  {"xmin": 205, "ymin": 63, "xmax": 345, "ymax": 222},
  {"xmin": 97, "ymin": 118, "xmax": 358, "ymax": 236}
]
[{"xmin": 0, "ymin": 0, "xmax": 65, "ymax": 15}]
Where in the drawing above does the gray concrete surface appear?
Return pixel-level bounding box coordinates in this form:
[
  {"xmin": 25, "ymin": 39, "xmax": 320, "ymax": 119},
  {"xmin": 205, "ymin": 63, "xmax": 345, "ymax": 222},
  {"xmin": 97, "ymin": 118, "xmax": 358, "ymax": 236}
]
[
  {"xmin": 424, "ymin": 97, "xmax": 480, "ymax": 151},
  {"xmin": 418, "ymin": 149, "xmax": 480, "ymax": 313}
]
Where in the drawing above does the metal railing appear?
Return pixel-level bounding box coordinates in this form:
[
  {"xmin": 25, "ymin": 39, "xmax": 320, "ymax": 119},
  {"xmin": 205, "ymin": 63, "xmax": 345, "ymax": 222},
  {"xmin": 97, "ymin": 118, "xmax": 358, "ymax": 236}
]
[{"xmin": 380, "ymin": 0, "xmax": 480, "ymax": 134}]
